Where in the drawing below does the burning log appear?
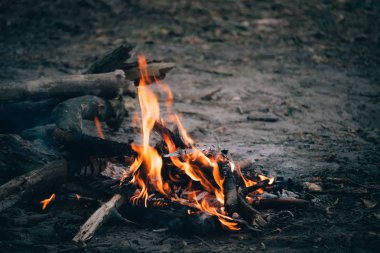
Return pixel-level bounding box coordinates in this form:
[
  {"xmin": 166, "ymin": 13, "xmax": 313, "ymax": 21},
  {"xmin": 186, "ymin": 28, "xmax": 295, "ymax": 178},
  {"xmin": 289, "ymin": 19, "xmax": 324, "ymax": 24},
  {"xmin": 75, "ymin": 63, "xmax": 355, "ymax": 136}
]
[
  {"xmin": 51, "ymin": 95, "xmax": 125, "ymax": 133},
  {"xmin": 72, "ymin": 193, "xmax": 134, "ymax": 243},
  {"xmin": 0, "ymin": 160, "xmax": 67, "ymax": 212},
  {"xmin": 85, "ymin": 43, "xmax": 133, "ymax": 74},
  {"xmin": 0, "ymin": 70, "xmax": 130, "ymax": 103},
  {"xmin": 153, "ymin": 121, "xmax": 187, "ymax": 149},
  {"xmin": 240, "ymin": 180, "xmax": 270, "ymax": 197}
]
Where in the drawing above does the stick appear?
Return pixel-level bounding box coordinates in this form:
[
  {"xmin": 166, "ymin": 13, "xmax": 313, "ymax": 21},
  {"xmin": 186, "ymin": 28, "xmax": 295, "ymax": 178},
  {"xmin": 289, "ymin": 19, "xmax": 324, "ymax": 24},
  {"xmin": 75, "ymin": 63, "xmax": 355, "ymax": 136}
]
[
  {"xmin": 222, "ymin": 163, "xmax": 238, "ymax": 214},
  {"xmin": 0, "ymin": 70, "xmax": 128, "ymax": 103},
  {"xmin": 252, "ymin": 198, "xmax": 309, "ymax": 210},
  {"xmin": 73, "ymin": 194, "xmax": 128, "ymax": 242},
  {"xmin": 85, "ymin": 43, "xmax": 133, "ymax": 74},
  {"xmin": 0, "ymin": 160, "xmax": 67, "ymax": 212}
]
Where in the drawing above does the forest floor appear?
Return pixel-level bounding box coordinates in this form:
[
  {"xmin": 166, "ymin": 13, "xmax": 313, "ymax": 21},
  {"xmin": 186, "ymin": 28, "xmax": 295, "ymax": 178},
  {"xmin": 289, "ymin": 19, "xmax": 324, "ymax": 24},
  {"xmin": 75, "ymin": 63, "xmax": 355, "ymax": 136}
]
[{"xmin": 0, "ymin": 0, "xmax": 379, "ymax": 252}]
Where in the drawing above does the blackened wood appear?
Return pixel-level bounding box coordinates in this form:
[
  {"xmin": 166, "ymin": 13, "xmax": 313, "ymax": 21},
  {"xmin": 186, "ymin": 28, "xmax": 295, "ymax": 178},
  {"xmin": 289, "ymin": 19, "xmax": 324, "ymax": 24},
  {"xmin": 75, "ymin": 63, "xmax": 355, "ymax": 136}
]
[
  {"xmin": 252, "ymin": 198, "xmax": 309, "ymax": 210},
  {"xmin": 221, "ymin": 163, "xmax": 238, "ymax": 214},
  {"xmin": 85, "ymin": 43, "xmax": 133, "ymax": 74},
  {"xmin": 50, "ymin": 95, "xmax": 124, "ymax": 133},
  {"xmin": 0, "ymin": 160, "xmax": 67, "ymax": 212},
  {"xmin": 52, "ymin": 127, "xmax": 134, "ymax": 157},
  {"xmin": 240, "ymin": 180, "xmax": 269, "ymax": 197},
  {"xmin": 237, "ymin": 194, "xmax": 266, "ymax": 228},
  {"xmin": 0, "ymin": 70, "xmax": 127, "ymax": 103},
  {"xmin": 153, "ymin": 121, "xmax": 187, "ymax": 149}
]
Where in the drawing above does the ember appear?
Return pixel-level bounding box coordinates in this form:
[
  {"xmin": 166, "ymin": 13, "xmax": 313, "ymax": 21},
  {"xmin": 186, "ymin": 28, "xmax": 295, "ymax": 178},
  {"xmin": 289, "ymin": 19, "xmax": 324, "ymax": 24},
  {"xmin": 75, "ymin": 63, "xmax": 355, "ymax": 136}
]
[{"xmin": 40, "ymin": 193, "xmax": 56, "ymax": 210}]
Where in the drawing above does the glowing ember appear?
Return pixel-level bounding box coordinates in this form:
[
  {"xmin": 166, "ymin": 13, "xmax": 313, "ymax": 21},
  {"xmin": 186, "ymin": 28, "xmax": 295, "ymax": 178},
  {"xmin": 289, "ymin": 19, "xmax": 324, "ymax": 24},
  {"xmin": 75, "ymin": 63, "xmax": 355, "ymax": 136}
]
[
  {"xmin": 94, "ymin": 116, "xmax": 105, "ymax": 139},
  {"xmin": 40, "ymin": 193, "xmax": 56, "ymax": 210}
]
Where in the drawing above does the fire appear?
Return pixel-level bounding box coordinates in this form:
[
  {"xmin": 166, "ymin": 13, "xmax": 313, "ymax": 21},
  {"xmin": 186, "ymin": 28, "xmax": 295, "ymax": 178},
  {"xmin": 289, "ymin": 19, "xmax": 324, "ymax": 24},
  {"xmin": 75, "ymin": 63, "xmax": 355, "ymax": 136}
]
[
  {"xmin": 40, "ymin": 193, "xmax": 56, "ymax": 210},
  {"xmin": 94, "ymin": 116, "xmax": 105, "ymax": 139},
  {"xmin": 123, "ymin": 55, "xmax": 240, "ymax": 230}
]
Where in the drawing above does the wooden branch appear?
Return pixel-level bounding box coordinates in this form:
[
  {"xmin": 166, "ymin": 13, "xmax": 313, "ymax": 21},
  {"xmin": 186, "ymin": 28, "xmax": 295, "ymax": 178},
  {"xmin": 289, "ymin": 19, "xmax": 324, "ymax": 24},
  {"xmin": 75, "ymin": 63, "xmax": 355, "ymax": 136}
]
[
  {"xmin": 0, "ymin": 160, "xmax": 67, "ymax": 212},
  {"xmin": 0, "ymin": 70, "xmax": 128, "ymax": 103},
  {"xmin": 73, "ymin": 194, "xmax": 130, "ymax": 242},
  {"xmin": 85, "ymin": 43, "xmax": 133, "ymax": 74}
]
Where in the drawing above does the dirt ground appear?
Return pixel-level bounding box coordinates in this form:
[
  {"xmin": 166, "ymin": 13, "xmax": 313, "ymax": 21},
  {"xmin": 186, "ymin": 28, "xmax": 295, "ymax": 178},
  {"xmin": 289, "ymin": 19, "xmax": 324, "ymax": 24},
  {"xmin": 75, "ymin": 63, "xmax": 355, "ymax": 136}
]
[{"xmin": 0, "ymin": 0, "xmax": 379, "ymax": 252}]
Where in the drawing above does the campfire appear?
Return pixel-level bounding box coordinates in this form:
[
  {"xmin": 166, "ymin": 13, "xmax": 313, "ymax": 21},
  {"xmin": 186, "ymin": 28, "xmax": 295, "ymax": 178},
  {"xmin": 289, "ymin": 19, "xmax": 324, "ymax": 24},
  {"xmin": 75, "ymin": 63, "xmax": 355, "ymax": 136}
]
[{"xmin": 0, "ymin": 44, "xmax": 309, "ymax": 243}]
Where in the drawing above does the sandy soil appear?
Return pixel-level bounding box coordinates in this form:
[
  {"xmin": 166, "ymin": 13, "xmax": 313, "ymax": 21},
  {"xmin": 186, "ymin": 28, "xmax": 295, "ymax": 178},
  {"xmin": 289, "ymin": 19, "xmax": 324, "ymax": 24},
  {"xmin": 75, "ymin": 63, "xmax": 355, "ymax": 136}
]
[{"xmin": 0, "ymin": 0, "xmax": 379, "ymax": 252}]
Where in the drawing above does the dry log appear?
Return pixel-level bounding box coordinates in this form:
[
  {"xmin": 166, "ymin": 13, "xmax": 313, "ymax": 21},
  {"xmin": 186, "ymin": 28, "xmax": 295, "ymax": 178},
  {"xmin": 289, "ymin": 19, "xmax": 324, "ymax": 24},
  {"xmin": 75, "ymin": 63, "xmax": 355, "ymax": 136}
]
[
  {"xmin": 0, "ymin": 70, "xmax": 129, "ymax": 103},
  {"xmin": 252, "ymin": 198, "xmax": 309, "ymax": 210},
  {"xmin": 73, "ymin": 194, "xmax": 133, "ymax": 242},
  {"xmin": 0, "ymin": 160, "xmax": 67, "ymax": 212},
  {"xmin": 85, "ymin": 43, "xmax": 133, "ymax": 74},
  {"xmin": 51, "ymin": 95, "xmax": 125, "ymax": 133}
]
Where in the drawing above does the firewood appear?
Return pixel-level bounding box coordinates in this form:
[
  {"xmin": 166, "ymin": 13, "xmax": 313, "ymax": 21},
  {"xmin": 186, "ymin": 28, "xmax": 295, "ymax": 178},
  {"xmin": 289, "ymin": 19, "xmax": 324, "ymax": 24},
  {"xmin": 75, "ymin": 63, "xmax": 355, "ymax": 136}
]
[
  {"xmin": 237, "ymin": 194, "xmax": 266, "ymax": 228},
  {"xmin": 240, "ymin": 180, "xmax": 269, "ymax": 197},
  {"xmin": 72, "ymin": 193, "xmax": 134, "ymax": 243},
  {"xmin": 51, "ymin": 95, "xmax": 125, "ymax": 133},
  {"xmin": 153, "ymin": 121, "xmax": 187, "ymax": 149},
  {"xmin": 222, "ymin": 163, "xmax": 238, "ymax": 214},
  {"xmin": 0, "ymin": 160, "xmax": 67, "ymax": 212},
  {"xmin": 0, "ymin": 70, "xmax": 130, "ymax": 103},
  {"xmin": 85, "ymin": 43, "xmax": 133, "ymax": 74},
  {"xmin": 52, "ymin": 127, "xmax": 134, "ymax": 158}
]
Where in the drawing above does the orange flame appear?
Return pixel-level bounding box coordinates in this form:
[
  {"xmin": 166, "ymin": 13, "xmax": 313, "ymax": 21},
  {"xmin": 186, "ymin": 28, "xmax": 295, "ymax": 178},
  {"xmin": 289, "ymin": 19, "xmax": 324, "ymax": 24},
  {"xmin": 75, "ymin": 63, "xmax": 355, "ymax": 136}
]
[
  {"xmin": 40, "ymin": 193, "xmax": 56, "ymax": 210},
  {"xmin": 94, "ymin": 116, "xmax": 105, "ymax": 139},
  {"xmin": 124, "ymin": 55, "xmax": 238, "ymax": 229}
]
